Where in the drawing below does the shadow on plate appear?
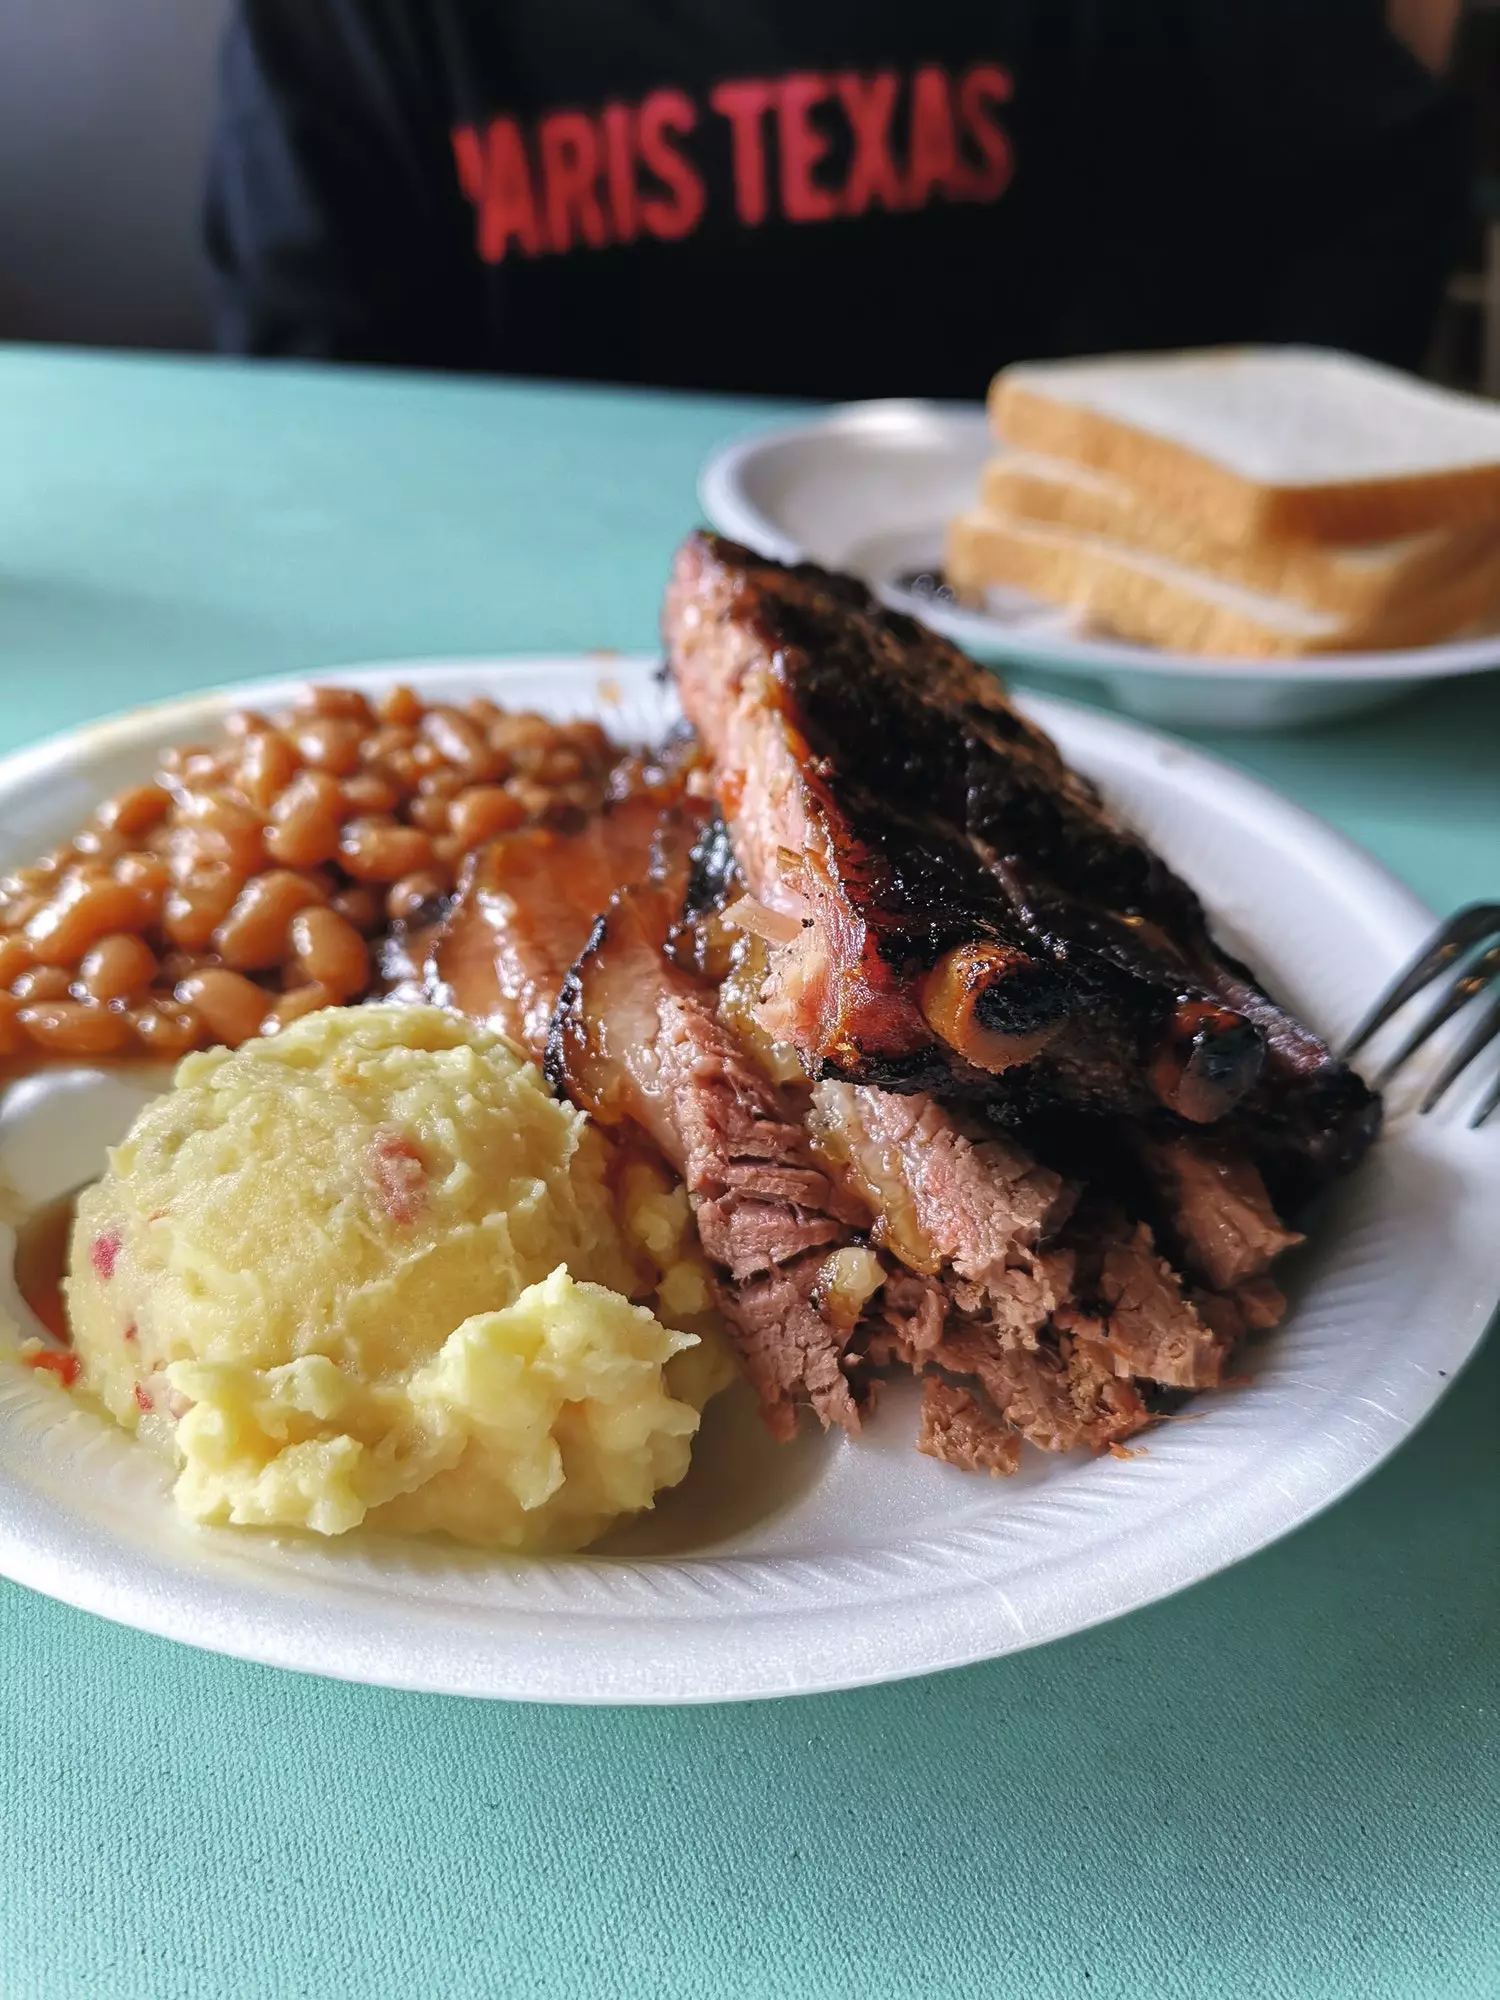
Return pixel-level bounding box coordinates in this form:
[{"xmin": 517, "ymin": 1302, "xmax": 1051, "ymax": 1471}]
[{"xmin": 599, "ymin": 1378, "xmax": 831, "ymax": 1558}]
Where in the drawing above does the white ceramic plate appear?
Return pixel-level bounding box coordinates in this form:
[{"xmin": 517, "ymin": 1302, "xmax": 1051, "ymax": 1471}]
[
  {"xmin": 0, "ymin": 659, "xmax": 1495, "ymax": 1705},
  {"xmin": 698, "ymin": 402, "xmax": 1500, "ymax": 730}
]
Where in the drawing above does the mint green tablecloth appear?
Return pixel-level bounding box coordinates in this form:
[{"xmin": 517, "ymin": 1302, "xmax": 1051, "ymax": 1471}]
[{"xmin": 0, "ymin": 349, "xmax": 1495, "ymax": 2000}]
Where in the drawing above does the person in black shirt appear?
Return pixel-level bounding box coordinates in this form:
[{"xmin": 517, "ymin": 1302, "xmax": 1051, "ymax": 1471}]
[{"xmin": 205, "ymin": 0, "xmax": 1471, "ymax": 400}]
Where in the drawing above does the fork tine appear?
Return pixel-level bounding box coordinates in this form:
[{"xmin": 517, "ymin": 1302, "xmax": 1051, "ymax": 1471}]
[
  {"xmin": 1375, "ymin": 941, "xmax": 1500, "ymax": 1085},
  {"xmin": 1418, "ymin": 991, "xmax": 1500, "ymax": 1114},
  {"xmin": 1469, "ymin": 1067, "xmax": 1500, "ymax": 1130},
  {"xmin": 1344, "ymin": 903, "xmax": 1500, "ymax": 1056}
]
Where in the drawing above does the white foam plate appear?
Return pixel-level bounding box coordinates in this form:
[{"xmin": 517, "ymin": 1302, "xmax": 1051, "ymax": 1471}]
[
  {"xmin": 698, "ymin": 402, "xmax": 1500, "ymax": 729},
  {"xmin": 0, "ymin": 658, "xmax": 1494, "ymax": 1704}
]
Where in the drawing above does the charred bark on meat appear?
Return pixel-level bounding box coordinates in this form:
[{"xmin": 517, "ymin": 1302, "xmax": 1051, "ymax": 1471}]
[{"xmin": 664, "ymin": 530, "xmax": 1378, "ymax": 1191}]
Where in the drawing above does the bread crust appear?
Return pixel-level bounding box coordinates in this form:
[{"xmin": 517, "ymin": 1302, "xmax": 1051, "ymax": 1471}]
[
  {"xmin": 980, "ymin": 457, "xmax": 1500, "ymax": 618},
  {"xmin": 945, "ymin": 510, "xmax": 1500, "ymax": 658},
  {"xmin": 990, "ymin": 377, "xmax": 1500, "ymax": 545}
]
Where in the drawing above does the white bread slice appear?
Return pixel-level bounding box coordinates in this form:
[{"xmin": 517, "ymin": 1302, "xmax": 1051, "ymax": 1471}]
[
  {"xmin": 980, "ymin": 454, "xmax": 1500, "ymax": 619},
  {"xmin": 989, "ymin": 348, "xmax": 1500, "ymax": 545},
  {"xmin": 945, "ymin": 508, "xmax": 1500, "ymax": 658}
]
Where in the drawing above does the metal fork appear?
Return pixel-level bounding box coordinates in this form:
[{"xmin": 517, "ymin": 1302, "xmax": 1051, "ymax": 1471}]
[{"xmin": 1344, "ymin": 903, "xmax": 1500, "ymax": 1127}]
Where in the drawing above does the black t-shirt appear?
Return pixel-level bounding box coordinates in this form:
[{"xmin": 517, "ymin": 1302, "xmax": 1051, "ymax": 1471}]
[{"xmin": 205, "ymin": 0, "xmax": 1471, "ymax": 398}]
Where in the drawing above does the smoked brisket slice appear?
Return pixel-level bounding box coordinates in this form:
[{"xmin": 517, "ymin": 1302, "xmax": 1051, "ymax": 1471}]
[
  {"xmin": 546, "ymin": 820, "xmax": 879, "ymax": 1440},
  {"xmin": 874, "ymin": 1267, "xmax": 1149, "ymax": 1457},
  {"xmin": 807, "ymin": 1080, "xmax": 1069, "ymax": 1345},
  {"xmin": 1138, "ymin": 1133, "xmax": 1303, "ymax": 1292},
  {"xmin": 1056, "ymin": 1205, "xmax": 1231, "ymax": 1392},
  {"xmin": 917, "ymin": 1380, "xmax": 1022, "ymax": 1477},
  {"xmin": 385, "ymin": 790, "xmax": 668, "ymax": 1059}
]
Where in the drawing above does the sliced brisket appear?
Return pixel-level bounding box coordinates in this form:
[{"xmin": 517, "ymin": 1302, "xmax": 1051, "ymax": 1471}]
[
  {"xmin": 1140, "ymin": 1133, "xmax": 1303, "ymax": 1292},
  {"xmin": 917, "ymin": 1379, "xmax": 1022, "ymax": 1477},
  {"xmin": 808, "ymin": 1080, "xmax": 1069, "ymax": 1345},
  {"xmin": 381, "ymin": 789, "xmax": 668, "ymax": 1061},
  {"xmin": 546, "ymin": 827, "xmax": 878, "ymax": 1441}
]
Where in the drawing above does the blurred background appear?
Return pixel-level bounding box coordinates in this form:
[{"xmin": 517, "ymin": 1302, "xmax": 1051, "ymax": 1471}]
[{"xmin": 0, "ymin": 0, "xmax": 1496, "ymax": 393}]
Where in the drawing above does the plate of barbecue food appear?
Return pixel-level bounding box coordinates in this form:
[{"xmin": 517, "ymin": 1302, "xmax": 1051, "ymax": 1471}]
[
  {"xmin": 0, "ymin": 533, "xmax": 1494, "ymax": 1703},
  {"xmin": 700, "ymin": 349, "xmax": 1500, "ymax": 729}
]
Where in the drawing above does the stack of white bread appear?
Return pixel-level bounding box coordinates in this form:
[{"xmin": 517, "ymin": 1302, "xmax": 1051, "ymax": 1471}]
[{"xmin": 946, "ymin": 347, "xmax": 1500, "ymax": 658}]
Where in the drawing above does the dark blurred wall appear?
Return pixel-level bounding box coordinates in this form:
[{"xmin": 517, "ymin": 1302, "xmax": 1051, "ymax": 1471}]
[{"xmin": 0, "ymin": 0, "xmax": 230, "ymax": 350}]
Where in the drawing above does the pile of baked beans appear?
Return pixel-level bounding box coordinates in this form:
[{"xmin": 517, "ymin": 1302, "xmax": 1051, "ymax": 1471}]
[{"xmin": 0, "ymin": 685, "xmax": 618, "ymax": 1059}]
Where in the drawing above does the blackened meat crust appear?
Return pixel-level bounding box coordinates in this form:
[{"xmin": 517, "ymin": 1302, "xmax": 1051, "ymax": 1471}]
[{"xmin": 665, "ymin": 531, "xmax": 1379, "ymax": 1192}]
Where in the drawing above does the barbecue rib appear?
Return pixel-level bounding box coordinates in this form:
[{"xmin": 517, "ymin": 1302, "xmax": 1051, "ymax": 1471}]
[{"xmin": 665, "ymin": 532, "xmax": 1380, "ymax": 1185}]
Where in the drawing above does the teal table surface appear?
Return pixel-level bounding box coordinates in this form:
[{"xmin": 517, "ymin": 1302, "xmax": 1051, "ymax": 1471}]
[{"xmin": 0, "ymin": 347, "xmax": 1495, "ymax": 2000}]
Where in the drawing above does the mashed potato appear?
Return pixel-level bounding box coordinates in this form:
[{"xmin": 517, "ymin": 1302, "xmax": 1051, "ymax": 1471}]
[{"xmin": 65, "ymin": 1005, "xmax": 731, "ymax": 1550}]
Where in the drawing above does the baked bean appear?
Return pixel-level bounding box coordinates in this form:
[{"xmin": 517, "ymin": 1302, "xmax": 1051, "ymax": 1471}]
[
  {"xmin": 298, "ymin": 685, "xmax": 373, "ymax": 724},
  {"xmin": 379, "ymin": 748, "xmax": 424, "ymax": 793},
  {"xmin": 174, "ymin": 794, "xmax": 264, "ymax": 877},
  {"xmin": 410, "ymin": 740, "xmax": 443, "ymax": 774},
  {"xmin": 158, "ymin": 950, "xmax": 209, "ymax": 983},
  {"xmin": 288, "ymin": 907, "xmax": 369, "ymax": 998},
  {"xmin": 77, "ymin": 934, "xmax": 158, "ymax": 1003},
  {"xmin": 265, "ymin": 770, "xmax": 343, "ymax": 868},
  {"xmin": 406, "ymin": 795, "xmax": 447, "ymax": 834},
  {"xmin": 0, "ymin": 934, "xmax": 32, "ymax": 986},
  {"xmin": 376, "ymin": 684, "xmax": 422, "ymax": 727},
  {"xmin": 448, "ymin": 784, "xmax": 525, "ymax": 849},
  {"xmin": 13, "ymin": 967, "xmax": 74, "ymax": 1002},
  {"xmin": 538, "ymin": 746, "xmax": 585, "ymax": 785},
  {"xmin": 338, "ymin": 818, "xmax": 434, "ymax": 883},
  {"xmin": 422, "ymin": 706, "xmax": 494, "ymax": 779},
  {"xmin": 113, "ymin": 852, "xmax": 171, "ymax": 921},
  {"xmin": 175, "ymin": 969, "xmax": 269, "ymax": 1048},
  {"xmin": 98, "ymin": 784, "xmax": 172, "ymax": 837},
  {"xmin": 26, "ymin": 874, "xmax": 147, "ymax": 966},
  {"xmin": 330, "ymin": 885, "xmax": 383, "ymax": 933},
  {"xmin": 129, "ymin": 997, "xmax": 203, "ymax": 1056},
  {"xmin": 0, "ymin": 895, "xmax": 44, "ymax": 931},
  {"xmin": 70, "ymin": 859, "xmax": 126, "ymax": 888},
  {"xmin": 163, "ymin": 869, "xmax": 240, "ymax": 951},
  {"xmin": 18, "ymin": 1000, "xmax": 132, "ymax": 1057},
  {"xmin": 504, "ymin": 778, "xmax": 555, "ymax": 821},
  {"xmin": 466, "ymin": 697, "xmax": 503, "ymax": 727},
  {"xmin": 385, "ymin": 871, "xmax": 450, "ymax": 924},
  {"xmin": 73, "ymin": 824, "xmax": 131, "ymax": 863},
  {"xmin": 489, "ymin": 713, "xmax": 558, "ymax": 757},
  {"xmin": 341, "ymin": 773, "xmax": 400, "ymax": 817},
  {"xmin": 260, "ymin": 983, "xmax": 339, "ymax": 1034},
  {"xmin": 223, "ymin": 708, "xmax": 272, "ymax": 740},
  {"xmin": 213, "ymin": 870, "xmax": 325, "ymax": 970},
  {"xmin": 292, "ymin": 717, "xmax": 364, "ymax": 776},
  {"xmin": 182, "ymin": 750, "xmax": 231, "ymax": 787},
  {"xmin": 560, "ymin": 718, "xmax": 613, "ymax": 762},
  {"xmin": 114, "ymin": 850, "xmax": 171, "ymax": 891},
  {"xmin": 0, "ymin": 994, "xmax": 23, "ymax": 1057},
  {"xmin": 1, "ymin": 866, "xmax": 57, "ymax": 900},
  {"xmin": 361, "ymin": 723, "xmax": 416, "ymax": 764},
  {"xmin": 237, "ymin": 728, "xmax": 300, "ymax": 811},
  {"xmin": 430, "ymin": 835, "xmax": 466, "ymax": 871}
]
